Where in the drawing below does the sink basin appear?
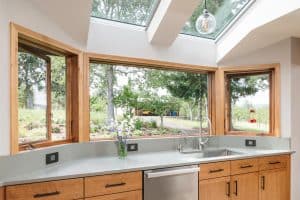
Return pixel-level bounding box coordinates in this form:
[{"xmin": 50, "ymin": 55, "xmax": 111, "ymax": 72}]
[{"xmin": 181, "ymin": 149, "xmax": 243, "ymax": 159}]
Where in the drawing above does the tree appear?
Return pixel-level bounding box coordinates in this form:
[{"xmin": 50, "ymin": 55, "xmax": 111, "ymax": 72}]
[
  {"xmin": 18, "ymin": 52, "xmax": 46, "ymax": 108},
  {"xmin": 91, "ymin": 0, "xmax": 155, "ymax": 25}
]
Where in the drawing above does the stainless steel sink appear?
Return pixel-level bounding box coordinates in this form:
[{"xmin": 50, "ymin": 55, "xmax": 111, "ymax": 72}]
[{"xmin": 181, "ymin": 149, "xmax": 243, "ymax": 158}]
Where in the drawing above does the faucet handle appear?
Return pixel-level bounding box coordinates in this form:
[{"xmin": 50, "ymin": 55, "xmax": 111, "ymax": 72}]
[{"xmin": 177, "ymin": 144, "xmax": 183, "ymax": 152}]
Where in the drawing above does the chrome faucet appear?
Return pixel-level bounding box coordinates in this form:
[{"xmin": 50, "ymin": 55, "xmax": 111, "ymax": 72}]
[{"xmin": 198, "ymin": 117, "xmax": 212, "ymax": 151}]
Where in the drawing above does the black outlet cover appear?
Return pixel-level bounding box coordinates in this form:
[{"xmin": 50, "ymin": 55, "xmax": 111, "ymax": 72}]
[
  {"xmin": 127, "ymin": 143, "xmax": 138, "ymax": 152},
  {"xmin": 46, "ymin": 152, "xmax": 59, "ymax": 165},
  {"xmin": 245, "ymin": 139, "xmax": 256, "ymax": 147}
]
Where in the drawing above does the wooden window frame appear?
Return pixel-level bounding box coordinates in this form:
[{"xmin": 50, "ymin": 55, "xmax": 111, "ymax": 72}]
[
  {"xmin": 10, "ymin": 23, "xmax": 84, "ymax": 154},
  {"xmin": 219, "ymin": 64, "xmax": 280, "ymax": 137},
  {"xmin": 82, "ymin": 53, "xmax": 218, "ymax": 141}
]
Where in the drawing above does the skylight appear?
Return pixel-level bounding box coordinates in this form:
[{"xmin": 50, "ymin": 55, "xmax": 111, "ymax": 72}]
[
  {"xmin": 91, "ymin": 0, "xmax": 160, "ymax": 27},
  {"xmin": 182, "ymin": 0, "xmax": 253, "ymax": 39}
]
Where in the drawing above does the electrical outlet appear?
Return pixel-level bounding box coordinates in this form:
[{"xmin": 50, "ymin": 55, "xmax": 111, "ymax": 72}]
[
  {"xmin": 46, "ymin": 152, "xmax": 59, "ymax": 165},
  {"xmin": 127, "ymin": 143, "xmax": 138, "ymax": 152},
  {"xmin": 245, "ymin": 139, "xmax": 256, "ymax": 147}
]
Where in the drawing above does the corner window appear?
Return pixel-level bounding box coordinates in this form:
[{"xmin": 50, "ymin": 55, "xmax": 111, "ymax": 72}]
[
  {"xmin": 224, "ymin": 67, "xmax": 279, "ymax": 136},
  {"xmin": 11, "ymin": 23, "xmax": 82, "ymax": 153},
  {"xmin": 89, "ymin": 62, "xmax": 212, "ymax": 140}
]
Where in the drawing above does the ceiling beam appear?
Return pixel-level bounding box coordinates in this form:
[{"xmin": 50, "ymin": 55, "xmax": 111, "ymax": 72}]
[{"xmin": 147, "ymin": 0, "xmax": 202, "ymax": 46}]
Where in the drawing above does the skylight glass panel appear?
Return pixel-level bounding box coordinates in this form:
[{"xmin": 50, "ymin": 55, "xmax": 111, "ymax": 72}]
[
  {"xmin": 91, "ymin": 0, "xmax": 159, "ymax": 26},
  {"xmin": 182, "ymin": 0, "xmax": 252, "ymax": 39}
]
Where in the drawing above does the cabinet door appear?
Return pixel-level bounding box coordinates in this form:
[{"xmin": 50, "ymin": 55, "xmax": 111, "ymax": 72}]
[
  {"xmin": 199, "ymin": 176, "xmax": 230, "ymax": 200},
  {"xmin": 259, "ymin": 168, "xmax": 289, "ymax": 200},
  {"xmin": 86, "ymin": 190, "xmax": 142, "ymax": 200},
  {"xmin": 231, "ymin": 172, "xmax": 259, "ymax": 200},
  {"xmin": 0, "ymin": 187, "xmax": 4, "ymax": 200}
]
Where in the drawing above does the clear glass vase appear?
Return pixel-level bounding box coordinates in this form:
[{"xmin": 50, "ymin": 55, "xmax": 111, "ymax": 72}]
[{"xmin": 117, "ymin": 136, "xmax": 127, "ymax": 159}]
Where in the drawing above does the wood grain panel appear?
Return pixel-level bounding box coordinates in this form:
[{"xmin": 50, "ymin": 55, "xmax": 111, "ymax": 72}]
[
  {"xmin": 231, "ymin": 158, "xmax": 258, "ymax": 175},
  {"xmin": 0, "ymin": 187, "xmax": 4, "ymax": 200},
  {"xmin": 259, "ymin": 155, "xmax": 289, "ymax": 171},
  {"xmin": 259, "ymin": 168, "xmax": 289, "ymax": 200},
  {"xmin": 199, "ymin": 176, "xmax": 230, "ymax": 200},
  {"xmin": 86, "ymin": 190, "xmax": 142, "ymax": 200},
  {"xmin": 85, "ymin": 171, "xmax": 142, "ymax": 198},
  {"xmin": 230, "ymin": 172, "xmax": 259, "ymax": 200},
  {"xmin": 6, "ymin": 178, "xmax": 83, "ymax": 200},
  {"xmin": 199, "ymin": 161, "xmax": 230, "ymax": 180}
]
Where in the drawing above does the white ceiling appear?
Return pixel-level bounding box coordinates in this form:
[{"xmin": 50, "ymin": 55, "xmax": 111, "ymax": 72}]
[
  {"xmin": 218, "ymin": 8, "xmax": 300, "ymax": 63},
  {"xmin": 30, "ymin": 0, "xmax": 93, "ymax": 48}
]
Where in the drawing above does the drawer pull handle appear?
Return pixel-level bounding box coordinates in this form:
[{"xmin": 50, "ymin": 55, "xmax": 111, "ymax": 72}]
[
  {"xmin": 105, "ymin": 182, "xmax": 126, "ymax": 188},
  {"xmin": 240, "ymin": 165, "xmax": 253, "ymax": 169},
  {"xmin": 234, "ymin": 180, "xmax": 238, "ymax": 196},
  {"xmin": 209, "ymin": 169, "xmax": 224, "ymax": 173},
  {"xmin": 33, "ymin": 191, "xmax": 60, "ymax": 198},
  {"xmin": 226, "ymin": 182, "xmax": 231, "ymax": 197},
  {"xmin": 269, "ymin": 161, "xmax": 281, "ymax": 165},
  {"xmin": 261, "ymin": 176, "xmax": 265, "ymax": 190}
]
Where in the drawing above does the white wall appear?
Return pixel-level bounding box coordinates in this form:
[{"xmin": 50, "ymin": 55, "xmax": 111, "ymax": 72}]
[
  {"xmin": 219, "ymin": 39, "xmax": 292, "ymax": 138},
  {"xmin": 220, "ymin": 38, "xmax": 300, "ymax": 200},
  {"xmin": 87, "ymin": 18, "xmax": 217, "ymax": 66},
  {"xmin": 216, "ymin": 0, "xmax": 300, "ymax": 62},
  {"xmin": 290, "ymin": 38, "xmax": 300, "ymax": 200},
  {"xmin": 0, "ymin": 0, "xmax": 85, "ymax": 155}
]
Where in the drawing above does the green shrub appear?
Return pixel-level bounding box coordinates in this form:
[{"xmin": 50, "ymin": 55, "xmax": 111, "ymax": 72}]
[{"xmin": 134, "ymin": 119, "xmax": 143, "ymax": 130}]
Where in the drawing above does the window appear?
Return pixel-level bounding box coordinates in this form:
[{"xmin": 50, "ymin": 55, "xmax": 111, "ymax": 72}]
[
  {"xmin": 89, "ymin": 62, "xmax": 213, "ymax": 140},
  {"xmin": 11, "ymin": 23, "xmax": 82, "ymax": 154},
  {"xmin": 91, "ymin": 0, "xmax": 160, "ymax": 26},
  {"xmin": 224, "ymin": 66, "xmax": 280, "ymax": 136},
  {"xmin": 18, "ymin": 53, "xmax": 67, "ymax": 144},
  {"xmin": 181, "ymin": 0, "xmax": 253, "ymax": 39}
]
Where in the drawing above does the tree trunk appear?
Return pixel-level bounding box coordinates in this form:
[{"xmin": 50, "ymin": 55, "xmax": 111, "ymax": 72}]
[
  {"xmin": 188, "ymin": 102, "xmax": 193, "ymax": 120},
  {"xmin": 106, "ymin": 65, "xmax": 115, "ymax": 124},
  {"xmin": 160, "ymin": 115, "xmax": 164, "ymax": 128}
]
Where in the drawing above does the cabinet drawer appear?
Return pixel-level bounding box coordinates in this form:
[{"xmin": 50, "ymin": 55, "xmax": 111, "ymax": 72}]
[
  {"xmin": 6, "ymin": 178, "xmax": 83, "ymax": 200},
  {"xmin": 199, "ymin": 161, "xmax": 230, "ymax": 180},
  {"xmin": 0, "ymin": 187, "xmax": 4, "ymax": 200},
  {"xmin": 259, "ymin": 155, "xmax": 289, "ymax": 171},
  {"xmin": 86, "ymin": 190, "xmax": 142, "ymax": 200},
  {"xmin": 231, "ymin": 158, "xmax": 258, "ymax": 175},
  {"xmin": 85, "ymin": 171, "xmax": 142, "ymax": 197}
]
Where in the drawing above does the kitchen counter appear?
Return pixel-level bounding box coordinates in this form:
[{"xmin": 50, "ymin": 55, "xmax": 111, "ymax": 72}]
[{"xmin": 0, "ymin": 148, "xmax": 293, "ymax": 187}]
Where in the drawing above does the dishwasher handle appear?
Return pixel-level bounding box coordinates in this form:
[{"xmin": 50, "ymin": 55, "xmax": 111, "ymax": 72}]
[{"xmin": 145, "ymin": 167, "xmax": 200, "ymax": 179}]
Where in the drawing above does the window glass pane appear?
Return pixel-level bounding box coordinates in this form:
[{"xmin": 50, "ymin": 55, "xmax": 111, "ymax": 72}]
[
  {"xmin": 18, "ymin": 52, "xmax": 47, "ymax": 143},
  {"xmin": 229, "ymin": 73, "xmax": 270, "ymax": 133},
  {"xmin": 51, "ymin": 56, "xmax": 67, "ymax": 141},
  {"xmin": 91, "ymin": 0, "xmax": 159, "ymax": 26},
  {"xmin": 90, "ymin": 63, "xmax": 209, "ymax": 140},
  {"xmin": 182, "ymin": 0, "xmax": 252, "ymax": 39}
]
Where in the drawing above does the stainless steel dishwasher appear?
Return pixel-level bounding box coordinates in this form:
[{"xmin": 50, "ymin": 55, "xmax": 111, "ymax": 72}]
[{"xmin": 144, "ymin": 165, "xmax": 199, "ymax": 200}]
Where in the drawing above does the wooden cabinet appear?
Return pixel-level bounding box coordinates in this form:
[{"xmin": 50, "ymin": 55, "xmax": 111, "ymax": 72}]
[
  {"xmin": 231, "ymin": 172, "xmax": 259, "ymax": 200},
  {"xmin": 84, "ymin": 171, "xmax": 142, "ymax": 198},
  {"xmin": 0, "ymin": 187, "xmax": 4, "ymax": 200},
  {"xmin": 199, "ymin": 176, "xmax": 230, "ymax": 200},
  {"xmin": 231, "ymin": 158, "xmax": 258, "ymax": 175},
  {"xmin": 199, "ymin": 161, "xmax": 230, "ymax": 180},
  {"xmin": 85, "ymin": 190, "xmax": 142, "ymax": 200},
  {"xmin": 199, "ymin": 156, "xmax": 290, "ymax": 200},
  {"xmin": 6, "ymin": 178, "xmax": 83, "ymax": 200},
  {"xmin": 259, "ymin": 158, "xmax": 290, "ymax": 200}
]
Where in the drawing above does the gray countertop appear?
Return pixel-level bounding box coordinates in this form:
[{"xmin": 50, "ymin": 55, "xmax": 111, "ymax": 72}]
[{"xmin": 0, "ymin": 148, "xmax": 293, "ymax": 187}]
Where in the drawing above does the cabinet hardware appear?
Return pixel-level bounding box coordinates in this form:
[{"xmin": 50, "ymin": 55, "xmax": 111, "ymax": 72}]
[
  {"xmin": 269, "ymin": 161, "xmax": 281, "ymax": 165},
  {"xmin": 261, "ymin": 176, "xmax": 265, "ymax": 190},
  {"xmin": 240, "ymin": 165, "xmax": 253, "ymax": 169},
  {"xmin": 226, "ymin": 182, "xmax": 231, "ymax": 197},
  {"xmin": 234, "ymin": 180, "xmax": 238, "ymax": 196},
  {"xmin": 105, "ymin": 182, "xmax": 126, "ymax": 188},
  {"xmin": 209, "ymin": 169, "xmax": 224, "ymax": 173},
  {"xmin": 33, "ymin": 191, "xmax": 60, "ymax": 198}
]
